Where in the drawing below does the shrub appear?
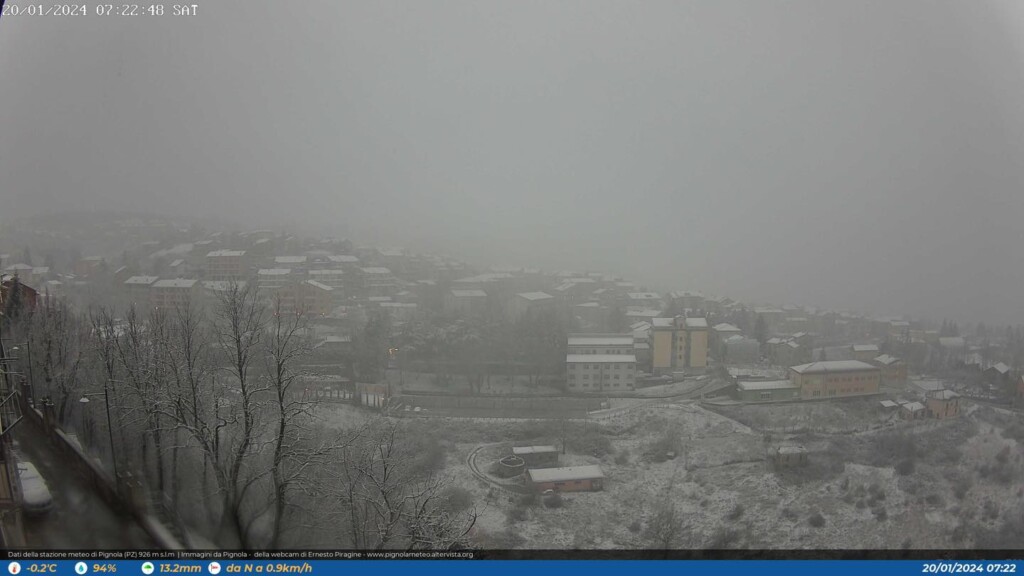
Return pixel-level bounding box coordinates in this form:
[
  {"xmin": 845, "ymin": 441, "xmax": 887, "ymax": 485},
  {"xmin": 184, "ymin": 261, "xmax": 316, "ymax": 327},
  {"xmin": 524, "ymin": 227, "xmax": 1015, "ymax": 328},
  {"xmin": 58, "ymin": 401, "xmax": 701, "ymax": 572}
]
[
  {"xmin": 543, "ymin": 492, "xmax": 564, "ymax": 509},
  {"xmin": 895, "ymin": 459, "xmax": 915, "ymax": 476},
  {"xmin": 507, "ymin": 505, "xmax": 528, "ymax": 523},
  {"xmin": 873, "ymin": 507, "xmax": 888, "ymax": 522},
  {"xmin": 628, "ymin": 520, "xmax": 642, "ymax": 533},
  {"xmin": 615, "ymin": 450, "xmax": 630, "ymax": 465},
  {"xmin": 518, "ymin": 493, "xmax": 538, "ymax": 507},
  {"xmin": 781, "ymin": 507, "xmax": 798, "ymax": 521},
  {"xmin": 953, "ymin": 478, "xmax": 972, "ymax": 500},
  {"xmin": 442, "ymin": 487, "xmax": 474, "ymax": 513},
  {"xmin": 983, "ymin": 499, "xmax": 1000, "ymax": 520},
  {"xmin": 808, "ymin": 512, "xmax": 826, "ymax": 528},
  {"xmin": 707, "ymin": 528, "xmax": 741, "ymax": 549},
  {"xmin": 925, "ymin": 494, "xmax": 944, "ymax": 507},
  {"xmin": 726, "ymin": 504, "xmax": 745, "ymax": 522},
  {"xmin": 996, "ymin": 445, "xmax": 1011, "ymax": 465}
]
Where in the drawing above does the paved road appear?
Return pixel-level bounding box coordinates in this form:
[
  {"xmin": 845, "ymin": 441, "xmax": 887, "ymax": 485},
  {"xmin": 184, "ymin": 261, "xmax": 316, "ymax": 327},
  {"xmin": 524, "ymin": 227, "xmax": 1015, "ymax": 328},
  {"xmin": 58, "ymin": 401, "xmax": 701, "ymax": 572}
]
[{"xmin": 14, "ymin": 427, "xmax": 154, "ymax": 549}]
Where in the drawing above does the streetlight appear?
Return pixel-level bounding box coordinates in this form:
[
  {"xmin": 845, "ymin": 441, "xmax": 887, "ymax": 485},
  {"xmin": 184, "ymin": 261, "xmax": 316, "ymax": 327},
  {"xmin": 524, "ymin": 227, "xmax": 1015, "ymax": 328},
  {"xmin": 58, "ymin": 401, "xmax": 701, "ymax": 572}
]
[{"xmin": 80, "ymin": 382, "xmax": 118, "ymax": 485}]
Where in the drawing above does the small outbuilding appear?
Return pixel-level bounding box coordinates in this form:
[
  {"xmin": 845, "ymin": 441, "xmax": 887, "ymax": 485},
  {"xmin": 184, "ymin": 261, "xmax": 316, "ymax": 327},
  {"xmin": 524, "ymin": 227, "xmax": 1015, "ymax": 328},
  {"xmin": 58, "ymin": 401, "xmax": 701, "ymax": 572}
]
[
  {"xmin": 527, "ymin": 465, "xmax": 605, "ymax": 492},
  {"xmin": 900, "ymin": 401, "xmax": 927, "ymax": 420},
  {"xmin": 512, "ymin": 445, "xmax": 560, "ymax": 469},
  {"xmin": 771, "ymin": 444, "xmax": 808, "ymax": 467},
  {"xmin": 926, "ymin": 389, "xmax": 960, "ymax": 420}
]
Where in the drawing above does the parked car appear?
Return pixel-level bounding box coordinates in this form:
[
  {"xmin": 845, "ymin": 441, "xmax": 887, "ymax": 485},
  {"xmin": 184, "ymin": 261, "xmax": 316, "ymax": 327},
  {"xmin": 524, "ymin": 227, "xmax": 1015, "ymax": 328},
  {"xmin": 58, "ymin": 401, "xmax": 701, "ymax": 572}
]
[{"xmin": 17, "ymin": 461, "xmax": 54, "ymax": 515}]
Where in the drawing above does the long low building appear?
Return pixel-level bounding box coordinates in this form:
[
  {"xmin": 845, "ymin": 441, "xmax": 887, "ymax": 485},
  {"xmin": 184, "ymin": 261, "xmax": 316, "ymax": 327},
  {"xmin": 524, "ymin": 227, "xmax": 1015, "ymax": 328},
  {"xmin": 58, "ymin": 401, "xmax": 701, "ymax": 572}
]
[
  {"xmin": 527, "ymin": 465, "xmax": 605, "ymax": 492},
  {"xmin": 566, "ymin": 354, "xmax": 636, "ymax": 392},
  {"xmin": 736, "ymin": 380, "xmax": 801, "ymax": 403},
  {"xmin": 788, "ymin": 360, "xmax": 881, "ymax": 400}
]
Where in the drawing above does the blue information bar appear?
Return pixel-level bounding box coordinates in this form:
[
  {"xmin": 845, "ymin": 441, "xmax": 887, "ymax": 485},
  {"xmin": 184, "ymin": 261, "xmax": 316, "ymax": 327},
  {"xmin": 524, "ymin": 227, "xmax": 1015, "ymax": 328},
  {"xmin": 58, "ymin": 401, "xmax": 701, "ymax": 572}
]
[{"xmin": 2, "ymin": 560, "xmax": 1023, "ymax": 576}]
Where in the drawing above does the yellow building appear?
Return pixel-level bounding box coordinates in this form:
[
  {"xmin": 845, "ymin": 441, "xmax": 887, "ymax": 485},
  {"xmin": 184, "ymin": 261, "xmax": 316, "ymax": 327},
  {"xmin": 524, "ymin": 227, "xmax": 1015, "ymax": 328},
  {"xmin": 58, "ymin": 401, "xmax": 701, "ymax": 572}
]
[
  {"xmin": 788, "ymin": 360, "xmax": 880, "ymax": 400},
  {"xmin": 651, "ymin": 316, "xmax": 708, "ymax": 373}
]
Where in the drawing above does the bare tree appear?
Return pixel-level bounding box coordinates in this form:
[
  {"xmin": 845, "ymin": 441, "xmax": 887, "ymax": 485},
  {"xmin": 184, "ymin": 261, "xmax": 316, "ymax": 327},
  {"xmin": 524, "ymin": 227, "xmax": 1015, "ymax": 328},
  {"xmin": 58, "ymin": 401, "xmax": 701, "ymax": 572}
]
[
  {"xmin": 208, "ymin": 282, "xmax": 268, "ymax": 547},
  {"xmin": 317, "ymin": 419, "xmax": 477, "ymax": 550},
  {"xmin": 262, "ymin": 295, "xmax": 315, "ymax": 547},
  {"xmin": 28, "ymin": 299, "xmax": 89, "ymax": 425},
  {"xmin": 643, "ymin": 504, "xmax": 687, "ymax": 552}
]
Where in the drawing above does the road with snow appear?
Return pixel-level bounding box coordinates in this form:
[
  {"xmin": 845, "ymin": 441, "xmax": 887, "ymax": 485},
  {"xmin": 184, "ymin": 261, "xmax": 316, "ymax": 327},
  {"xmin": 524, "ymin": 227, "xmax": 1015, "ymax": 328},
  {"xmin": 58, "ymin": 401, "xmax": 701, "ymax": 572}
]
[{"xmin": 14, "ymin": 427, "xmax": 154, "ymax": 549}]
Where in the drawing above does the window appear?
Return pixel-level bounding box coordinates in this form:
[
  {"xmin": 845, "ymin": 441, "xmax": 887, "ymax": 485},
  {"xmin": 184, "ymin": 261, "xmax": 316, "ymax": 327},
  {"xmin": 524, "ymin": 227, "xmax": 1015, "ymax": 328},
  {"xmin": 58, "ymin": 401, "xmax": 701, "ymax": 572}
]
[{"xmin": 760, "ymin": 392, "xmax": 771, "ymax": 400}]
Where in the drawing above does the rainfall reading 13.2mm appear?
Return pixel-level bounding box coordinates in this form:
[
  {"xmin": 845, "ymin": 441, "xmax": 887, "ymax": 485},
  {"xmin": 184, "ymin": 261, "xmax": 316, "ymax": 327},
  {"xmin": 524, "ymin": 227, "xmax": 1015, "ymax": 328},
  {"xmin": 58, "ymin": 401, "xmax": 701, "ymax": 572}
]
[{"xmin": 0, "ymin": 4, "xmax": 198, "ymax": 16}]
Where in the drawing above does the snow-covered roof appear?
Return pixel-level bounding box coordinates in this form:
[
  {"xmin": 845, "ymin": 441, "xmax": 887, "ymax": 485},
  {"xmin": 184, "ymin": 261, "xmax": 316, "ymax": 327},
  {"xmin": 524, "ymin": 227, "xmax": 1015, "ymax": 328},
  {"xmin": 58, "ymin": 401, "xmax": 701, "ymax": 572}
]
[
  {"xmin": 873, "ymin": 354, "xmax": 901, "ymax": 366},
  {"xmin": 527, "ymin": 465, "xmax": 605, "ymax": 483},
  {"xmin": 207, "ymin": 250, "xmax": 245, "ymax": 257},
  {"xmin": 275, "ymin": 256, "xmax": 307, "ymax": 264},
  {"xmin": 685, "ymin": 317, "xmax": 708, "ymax": 329},
  {"xmin": 879, "ymin": 400, "xmax": 899, "ymax": 408},
  {"xmin": 306, "ymin": 280, "xmax": 333, "ymax": 291},
  {"xmin": 853, "ymin": 344, "xmax": 880, "ymax": 352},
  {"xmin": 989, "ymin": 362, "xmax": 1010, "ymax": 374},
  {"xmin": 512, "ymin": 446, "xmax": 558, "ymax": 455},
  {"xmin": 790, "ymin": 360, "xmax": 878, "ymax": 374},
  {"xmin": 124, "ymin": 275, "xmax": 159, "ymax": 285},
  {"xmin": 450, "ymin": 289, "xmax": 487, "ymax": 298},
  {"xmin": 152, "ymin": 278, "xmax": 197, "ymax": 289},
  {"xmin": 902, "ymin": 402, "xmax": 925, "ymax": 412},
  {"xmin": 308, "ymin": 269, "xmax": 344, "ymax": 275},
  {"xmin": 929, "ymin": 389, "xmax": 959, "ymax": 400},
  {"xmin": 517, "ymin": 291, "xmax": 553, "ymax": 301},
  {"xmin": 328, "ymin": 255, "xmax": 359, "ymax": 263},
  {"xmin": 361, "ymin": 267, "xmax": 392, "ymax": 275},
  {"xmin": 737, "ymin": 380, "xmax": 799, "ymax": 391},
  {"xmin": 258, "ymin": 268, "xmax": 292, "ymax": 276},
  {"xmin": 566, "ymin": 354, "xmax": 636, "ymax": 363},
  {"xmin": 201, "ymin": 280, "xmax": 246, "ymax": 291},
  {"xmin": 713, "ymin": 323, "xmax": 742, "ymax": 333},
  {"xmin": 652, "ymin": 317, "xmax": 674, "ymax": 328},
  {"xmin": 568, "ymin": 335, "xmax": 633, "ymax": 347},
  {"xmin": 627, "ymin": 292, "xmax": 662, "ymax": 300}
]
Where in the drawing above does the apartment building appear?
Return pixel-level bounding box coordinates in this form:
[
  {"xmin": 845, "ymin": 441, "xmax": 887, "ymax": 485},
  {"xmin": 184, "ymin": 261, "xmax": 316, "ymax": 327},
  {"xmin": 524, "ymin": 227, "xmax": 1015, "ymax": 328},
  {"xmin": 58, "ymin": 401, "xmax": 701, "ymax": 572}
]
[
  {"xmin": 274, "ymin": 279, "xmax": 334, "ymax": 316},
  {"xmin": 307, "ymin": 269, "xmax": 345, "ymax": 289},
  {"xmin": 123, "ymin": 275, "xmax": 158, "ymax": 308},
  {"xmin": 566, "ymin": 354, "xmax": 636, "ymax": 392},
  {"xmin": 206, "ymin": 250, "xmax": 247, "ymax": 282},
  {"xmin": 507, "ymin": 291, "xmax": 555, "ymax": 322},
  {"xmin": 256, "ymin": 268, "xmax": 293, "ymax": 290},
  {"xmin": 444, "ymin": 289, "xmax": 487, "ymax": 317},
  {"xmin": 151, "ymin": 278, "xmax": 199, "ymax": 310},
  {"xmin": 651, "ymin": 316, "xmax": 709, "ymax": 374}
]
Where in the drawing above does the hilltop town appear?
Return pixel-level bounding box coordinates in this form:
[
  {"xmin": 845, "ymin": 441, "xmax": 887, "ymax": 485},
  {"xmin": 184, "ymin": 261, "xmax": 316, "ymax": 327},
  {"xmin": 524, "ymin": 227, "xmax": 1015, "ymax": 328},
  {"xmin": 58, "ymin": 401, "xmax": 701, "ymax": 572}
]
[{"xmin": 1, "ymin": 212, "xmax": 1022, "ymax": 551}]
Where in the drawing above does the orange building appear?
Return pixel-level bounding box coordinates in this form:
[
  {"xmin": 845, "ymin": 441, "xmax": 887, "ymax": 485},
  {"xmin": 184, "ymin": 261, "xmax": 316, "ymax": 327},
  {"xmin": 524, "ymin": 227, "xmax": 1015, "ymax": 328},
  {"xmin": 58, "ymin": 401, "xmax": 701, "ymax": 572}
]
[{"xmin": 788, "ymin": 360, "xmax": 881, "ymax": 400}]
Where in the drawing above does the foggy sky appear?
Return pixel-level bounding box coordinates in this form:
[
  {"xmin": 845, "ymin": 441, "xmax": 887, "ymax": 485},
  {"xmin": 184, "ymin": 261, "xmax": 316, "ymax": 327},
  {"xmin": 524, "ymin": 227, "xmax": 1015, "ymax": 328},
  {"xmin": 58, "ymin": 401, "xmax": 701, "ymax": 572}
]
[{"xmin": 2, "ymin": 1, "xmax": 1024, "ymax": 325}]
